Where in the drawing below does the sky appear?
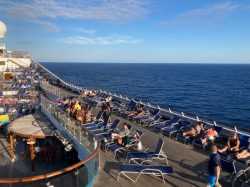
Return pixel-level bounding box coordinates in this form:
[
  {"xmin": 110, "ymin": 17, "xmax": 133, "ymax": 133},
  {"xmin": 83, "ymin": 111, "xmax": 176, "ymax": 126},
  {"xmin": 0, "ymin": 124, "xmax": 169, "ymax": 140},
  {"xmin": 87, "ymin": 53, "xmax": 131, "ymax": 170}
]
[{"xmin": 0, "ymin": 0, "xmax": 250, "ymax": 63}]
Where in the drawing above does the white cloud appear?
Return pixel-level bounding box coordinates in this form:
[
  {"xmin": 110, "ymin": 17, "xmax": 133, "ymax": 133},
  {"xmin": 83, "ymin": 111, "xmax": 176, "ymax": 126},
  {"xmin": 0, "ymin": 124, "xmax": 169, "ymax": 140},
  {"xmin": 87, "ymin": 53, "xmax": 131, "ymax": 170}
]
[
  {"xmin": 0, "ymin": 0, "xmax": 150, "ymax": 31},
  {"xmin": 69, "ymin": 28, "xmax": 96, "ymax": 35},
  {"xmin": 63, "ymin": 34, "xmax": 141, "ymax": 45},
  {"xmin": 161, "ymin": 2, "xmax": 241, "ymax": 26}
]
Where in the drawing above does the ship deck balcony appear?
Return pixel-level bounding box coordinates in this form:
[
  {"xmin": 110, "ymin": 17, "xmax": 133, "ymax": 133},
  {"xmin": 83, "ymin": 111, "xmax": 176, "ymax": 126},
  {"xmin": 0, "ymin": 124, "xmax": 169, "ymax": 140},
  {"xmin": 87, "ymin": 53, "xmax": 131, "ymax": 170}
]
[{"xmin": 0, "ymin": 80, "xmax": 249, "ymax": 187}]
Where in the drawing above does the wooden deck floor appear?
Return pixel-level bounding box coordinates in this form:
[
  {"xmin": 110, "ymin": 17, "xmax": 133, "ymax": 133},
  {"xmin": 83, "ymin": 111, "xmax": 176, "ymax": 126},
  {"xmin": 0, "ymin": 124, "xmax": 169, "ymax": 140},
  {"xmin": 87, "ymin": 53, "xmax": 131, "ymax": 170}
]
[{"xmin": 58, "ymin": 88, "xmax": 243, "ymax": 187}]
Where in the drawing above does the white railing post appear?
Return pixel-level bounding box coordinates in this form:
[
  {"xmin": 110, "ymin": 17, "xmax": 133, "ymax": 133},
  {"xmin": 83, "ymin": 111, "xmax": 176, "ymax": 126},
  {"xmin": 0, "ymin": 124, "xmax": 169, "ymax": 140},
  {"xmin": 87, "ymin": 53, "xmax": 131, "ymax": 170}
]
[
  {"xmin": 196, "ymin": 116, "xmax": 200, "ymax": 121},
  {"xmin": 214, "ymin": 121, "xmax": 217, "ymax": 126}
]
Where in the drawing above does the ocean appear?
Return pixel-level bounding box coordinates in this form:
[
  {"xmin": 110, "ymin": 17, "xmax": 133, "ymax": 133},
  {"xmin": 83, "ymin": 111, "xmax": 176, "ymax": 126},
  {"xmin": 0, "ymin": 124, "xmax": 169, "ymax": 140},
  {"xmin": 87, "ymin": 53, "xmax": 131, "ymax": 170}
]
[{"xmin": 40, "ymin": 63, "xmax": 250, "ymax": 128}]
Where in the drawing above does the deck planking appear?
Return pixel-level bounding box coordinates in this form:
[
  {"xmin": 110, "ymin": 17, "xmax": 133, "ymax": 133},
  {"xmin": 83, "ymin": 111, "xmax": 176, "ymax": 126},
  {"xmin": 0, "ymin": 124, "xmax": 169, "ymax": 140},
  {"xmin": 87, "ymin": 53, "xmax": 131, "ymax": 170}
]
[{"xmin": 59, "ymin": 86, "xmax": 246, "ymax": 187}]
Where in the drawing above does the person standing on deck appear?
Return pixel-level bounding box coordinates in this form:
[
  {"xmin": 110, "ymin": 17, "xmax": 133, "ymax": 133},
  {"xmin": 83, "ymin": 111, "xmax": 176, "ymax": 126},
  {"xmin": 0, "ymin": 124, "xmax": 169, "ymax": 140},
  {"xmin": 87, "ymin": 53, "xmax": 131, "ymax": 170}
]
[{"xmin": 206, "ymin": 145, "xmax": 221, "ymax": 187}]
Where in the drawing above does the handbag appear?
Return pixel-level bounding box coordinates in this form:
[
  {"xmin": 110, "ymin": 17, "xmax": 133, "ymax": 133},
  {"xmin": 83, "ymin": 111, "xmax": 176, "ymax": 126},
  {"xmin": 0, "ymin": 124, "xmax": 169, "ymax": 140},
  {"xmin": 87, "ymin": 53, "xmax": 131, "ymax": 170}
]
[{"xmin": 117, "ymin": 137, "xmax": 123, "ymax": 145}]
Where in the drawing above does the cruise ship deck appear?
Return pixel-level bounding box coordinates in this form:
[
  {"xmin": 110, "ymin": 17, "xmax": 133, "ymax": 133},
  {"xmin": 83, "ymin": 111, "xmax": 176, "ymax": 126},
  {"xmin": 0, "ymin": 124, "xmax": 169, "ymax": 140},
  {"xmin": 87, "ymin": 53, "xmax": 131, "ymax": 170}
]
[
  {"xmin": 50, "ymin": 87, "xmax": 246, "ymax": 187},
  {"xmin": 0, "ymin": 68, "xmax": 249, "ymax": 187}
]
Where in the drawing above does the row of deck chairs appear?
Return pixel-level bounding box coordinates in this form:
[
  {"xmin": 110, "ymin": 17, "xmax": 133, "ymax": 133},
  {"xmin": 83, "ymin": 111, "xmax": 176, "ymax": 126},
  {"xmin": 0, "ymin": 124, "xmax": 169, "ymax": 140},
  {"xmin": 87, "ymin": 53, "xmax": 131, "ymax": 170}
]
[
  {"xmin": 0, "ymin": 89, "xmax": 33, "ymax": 99},
  {"xmin": 6, "ymin": 82, "xmax": 33, "ymax": 90},
  {"xmin": 119, "ymin": 138, "xmax": 172, "ymax": 184},
  {"xmin": 112, "ymin": 100, "xmax": 136, "ymax": 115},
  {"xmin": 0, "ymin": 105, "xmax": 37, "ymax": 121},
  {"xmin": 148, "ymin": 114, "xmax": 250, "ymax": 186},
  {"xmin": 85, "ymin": 99, "xmax": 250, "ymax": 185},
  {"xmin": 86, "ymin": 92, "xmax": 112, "ymax": 105},
  {"xmin": 81, "ymin": 111, "xmax": 173, "ymax": 183},
  {"xmin": 151, "ymin": 115, "xmax": 224, "ymax": 151},
  {"xmin": 18, "ymin": 71, "xmax": 37, "ymax": 78}
]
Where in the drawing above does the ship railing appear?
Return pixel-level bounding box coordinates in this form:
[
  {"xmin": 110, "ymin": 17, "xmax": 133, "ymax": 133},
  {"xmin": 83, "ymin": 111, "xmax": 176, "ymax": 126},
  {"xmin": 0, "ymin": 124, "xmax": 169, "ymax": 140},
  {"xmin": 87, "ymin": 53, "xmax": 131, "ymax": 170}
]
[
  {"xmin": 30, "ymin": 57, "xmax": 68, "ymax": 86},
  {"xmin": 7, "ymin": 58, "xmax": 29, "ymax": 67},
  {"xmin": 33, "ymin": 60, "xmax": 99, "ymax": 94},
  {"xmin": 99, "ymin": 90, "xmax": 250, "ymax": 135},
  {"xmin": 4, "ymin": 49, "xmax": 28, "ymax": 58},
  {"xmin": 0, "ymin": 65, "xmax": 22, "ymax": 73},
  {"xmin": 40, "ymin": 81, "xmax": 63, "ymax": 98},
  {"xmin": 0, "ymin": 96, "xmax": 100, "ymax": 186},
  {"xmin": 40, "ymin": 95, "xmax": 100, "ymax": 153},
  {"xmin": 35, "ymin": 61, "xmax": 250, "ymax": 135}
]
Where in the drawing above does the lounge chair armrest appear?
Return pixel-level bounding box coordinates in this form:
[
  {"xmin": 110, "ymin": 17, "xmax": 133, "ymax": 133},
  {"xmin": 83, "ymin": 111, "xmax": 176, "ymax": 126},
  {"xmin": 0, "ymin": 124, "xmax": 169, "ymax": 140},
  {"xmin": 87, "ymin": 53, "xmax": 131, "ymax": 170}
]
[
  {"xmin": 160, "ymin": 127, "xmax": 168, "ymax": 132},
  {"xmin": 140, "ymin": 159, "xmax": 162, "ymax": 165},
  {"xmin": 144, "ymin": 146, "xmax": 155, "ymax": 152},
  {"xmin": 172, "ymin": 122, "xmax": 179, "ymax": 126},
  {"xmin": 106, "ymin": 129, "xmax": 114, "ymax": 133},
  {"xmin": 148, "ymin": 153, "xmax": 167, "ymax": 158},
  {"xmin": 239, "ymin": 146, "xmax": 247, "ymax": 152},
  {"xmin": 178, "ymin": 126, "xmax": 188, "ymax": 132}
]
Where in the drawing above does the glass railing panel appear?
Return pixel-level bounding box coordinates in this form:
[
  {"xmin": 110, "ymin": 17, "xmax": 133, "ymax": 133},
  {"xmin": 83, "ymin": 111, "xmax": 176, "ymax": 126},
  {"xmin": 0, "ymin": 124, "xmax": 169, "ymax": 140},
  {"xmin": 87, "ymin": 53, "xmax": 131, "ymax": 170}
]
[
  {"xmin": 36, "ymin": 94, "xmax": 100, "ymax": 187},
  {"xmin": 80, "ymin": 130, "xmax": 88, "ymax": 148},
  {"xmin": 49, "ymin": 169, "xmax": 78, "ymax": 187},
  {"xmin": 94, "ymin": 151, "xmax": 100, "ymax": 178},
  {"xmin": 75, "ymin": 125, "xmax": 81, "ymax": 141},
  {"xmin": 78, "ymin": 166, "xmax": 90, "ymax": 186},
  {"xmin": 40, "ymin": 95, "xmax": 99, "ymax": 154}
]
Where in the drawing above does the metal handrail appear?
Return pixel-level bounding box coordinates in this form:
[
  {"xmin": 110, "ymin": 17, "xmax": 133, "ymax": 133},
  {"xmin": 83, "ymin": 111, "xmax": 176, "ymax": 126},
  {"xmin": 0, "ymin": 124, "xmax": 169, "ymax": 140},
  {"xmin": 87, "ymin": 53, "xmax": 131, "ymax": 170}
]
[{"xmin": 107, "ymin": 91, "xmax": 250, "ymax": 132}]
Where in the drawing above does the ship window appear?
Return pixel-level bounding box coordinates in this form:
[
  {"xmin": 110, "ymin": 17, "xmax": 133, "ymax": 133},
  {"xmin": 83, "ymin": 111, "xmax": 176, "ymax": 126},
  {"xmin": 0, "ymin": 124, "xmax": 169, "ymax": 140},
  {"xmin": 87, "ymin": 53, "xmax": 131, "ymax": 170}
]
[{"xmin": 0, "ymin": 61, "xmax": 5, "ymax": 65}]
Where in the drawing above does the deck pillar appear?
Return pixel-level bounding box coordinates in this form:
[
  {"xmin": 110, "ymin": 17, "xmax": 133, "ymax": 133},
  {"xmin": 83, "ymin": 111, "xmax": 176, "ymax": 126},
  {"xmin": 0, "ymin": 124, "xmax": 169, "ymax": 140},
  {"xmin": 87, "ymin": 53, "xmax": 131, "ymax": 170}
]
[
  {"xmin": 9, "ymin": 133, "xmax": 15, "ymax": 162},
  {"xmin": 30, "ymin": 143, "xmax": 35, "ymax": 171}
]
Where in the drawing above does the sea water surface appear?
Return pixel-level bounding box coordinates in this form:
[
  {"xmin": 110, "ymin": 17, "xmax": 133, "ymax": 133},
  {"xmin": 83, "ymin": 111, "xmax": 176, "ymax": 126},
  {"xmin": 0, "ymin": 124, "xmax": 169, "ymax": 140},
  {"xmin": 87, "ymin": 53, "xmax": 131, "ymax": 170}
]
[{"xmin": 40, "ymin": 63, "xmax": 250, "ymax": 128}]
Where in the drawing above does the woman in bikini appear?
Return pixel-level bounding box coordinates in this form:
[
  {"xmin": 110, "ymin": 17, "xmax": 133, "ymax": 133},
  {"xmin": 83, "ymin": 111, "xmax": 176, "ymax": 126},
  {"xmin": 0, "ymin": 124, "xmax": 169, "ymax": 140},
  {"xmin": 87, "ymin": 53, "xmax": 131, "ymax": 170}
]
[{"xmin": 218, "ymin": 132, "xmax": 240, "ymax": 153}]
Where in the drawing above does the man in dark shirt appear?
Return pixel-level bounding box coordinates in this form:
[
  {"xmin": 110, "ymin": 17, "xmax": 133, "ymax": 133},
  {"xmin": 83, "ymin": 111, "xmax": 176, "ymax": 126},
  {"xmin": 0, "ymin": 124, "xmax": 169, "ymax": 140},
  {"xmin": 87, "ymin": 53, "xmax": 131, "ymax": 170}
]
[{"xmin": 206, "ymin": 145, "xmax": 221, "ymax": 187}]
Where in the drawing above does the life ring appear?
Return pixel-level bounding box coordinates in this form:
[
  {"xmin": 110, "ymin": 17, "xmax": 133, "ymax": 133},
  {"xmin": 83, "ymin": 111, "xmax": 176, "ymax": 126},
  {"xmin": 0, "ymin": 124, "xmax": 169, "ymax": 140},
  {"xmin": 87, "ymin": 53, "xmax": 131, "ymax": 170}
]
[{"xmin": 56, "ymin": 79, "xmax": 60, "ymax": 84}]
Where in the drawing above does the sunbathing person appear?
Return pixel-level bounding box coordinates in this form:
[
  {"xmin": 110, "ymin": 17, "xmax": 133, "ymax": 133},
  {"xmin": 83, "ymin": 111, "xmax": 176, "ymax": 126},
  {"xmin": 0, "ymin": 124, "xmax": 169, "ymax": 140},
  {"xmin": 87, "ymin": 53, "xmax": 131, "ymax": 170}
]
[
  {"xmin": 218, "ymin": 132, "xmax": 240, "ymax": 153},
  {"xmin": 2, "ymin": 97, "xmax": 9, "ymax": 105},
  {"xmin": 76, "ymin": 109, "xmax": 84, "ymax": 124},
  {"xmin": 62, "ymin": 97, "xmax": 69, "ymax": 105},
  {"xmin": 183, "ymin": 122, "xmax": 204, "ymax": 136},
  {"xmin": 111, "ymin": 123, "xmax": 130, "ymax": 141},
  {"xmin": 85, "ymin": 108, "xmax": 92, "ymax": 123},
  {"xmin": 200, "ymin": 126, "xmax": 218, "ymax": 144},
  {"xmin": 125, "ymin": 104, "xmax": 144, "ymax": 116},
  {"xmin": 236, "ymin": 141, "xmax": 250, "ymax": 159},
  {"xmin": 123, "ymin": 132, "xmax": 140, "ymax": 147},
  {"xmin": 79, "ymin": 90, "xmax": 87, "ymax": 97},
  {"xmin": 88, "ymin": 90, "xmax": 96, "ymax": 97},
  {"xmin": 1, "ymin": 81, "xmax": 6, "ymax": 89}
]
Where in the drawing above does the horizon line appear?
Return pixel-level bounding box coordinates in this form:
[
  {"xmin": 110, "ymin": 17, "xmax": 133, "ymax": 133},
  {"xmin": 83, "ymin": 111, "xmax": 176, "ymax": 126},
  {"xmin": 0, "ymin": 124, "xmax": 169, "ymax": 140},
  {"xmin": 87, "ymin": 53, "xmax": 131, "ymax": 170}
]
[{"xmin": 39, "ymin": 62, "xmax": 250, "ymax": 64}]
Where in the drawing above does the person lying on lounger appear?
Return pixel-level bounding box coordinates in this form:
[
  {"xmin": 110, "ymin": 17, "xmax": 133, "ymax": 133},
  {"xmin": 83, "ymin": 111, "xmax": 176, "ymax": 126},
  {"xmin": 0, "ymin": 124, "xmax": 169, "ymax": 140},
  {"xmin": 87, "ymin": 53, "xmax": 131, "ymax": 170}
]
[
  {"xmin": 218, "ymin": 132, "xmax": 240, "ymax": 154},
  {"xmin": 236, "ymin": 140, "xmax": 250, "ymax": 159},
  {"xmin": 200, "ymin": 126, "xmax": 218, "ymax": 144},
  {"xmin": 110, "ymin": 123, "xmax": 130, "ymax": 141},
  {"xmin": 183, "ymin": 122, "xmax": 204, "ymax": 136},
  {"xmin": 123, "ymin": 132, "xmax": 140, "ymax": 147},
  {"xmin": 125, "ymin": 104, "xmax": 144, "ymax": 116}
]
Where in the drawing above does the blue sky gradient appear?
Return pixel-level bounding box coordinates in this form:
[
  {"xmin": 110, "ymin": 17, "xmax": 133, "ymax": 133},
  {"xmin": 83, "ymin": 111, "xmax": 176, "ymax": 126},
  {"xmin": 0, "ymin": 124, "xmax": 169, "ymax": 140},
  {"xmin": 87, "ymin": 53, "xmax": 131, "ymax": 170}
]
[{"xmin": 0, "ymin": 0, "xmax": 250, "ymax": 63}]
